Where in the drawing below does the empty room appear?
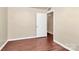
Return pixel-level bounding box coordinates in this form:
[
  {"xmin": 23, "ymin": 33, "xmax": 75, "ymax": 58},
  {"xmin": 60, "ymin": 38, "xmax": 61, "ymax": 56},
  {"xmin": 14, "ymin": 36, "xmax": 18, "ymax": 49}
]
[{"xmin": 1, "ymin": 7, "xmax": 79, "ymax": 51}]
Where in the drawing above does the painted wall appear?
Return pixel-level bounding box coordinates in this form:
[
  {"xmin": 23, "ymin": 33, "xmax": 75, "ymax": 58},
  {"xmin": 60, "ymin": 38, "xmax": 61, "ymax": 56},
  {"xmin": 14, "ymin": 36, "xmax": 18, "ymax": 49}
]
[
  {"xmin": 53, "ymin": 7, "xmax": 79, "ymax": 50},
  {"xmin": 47, "ymin": 12, "xmax": 53, "ymax": 34},
  {"xmin": 0, "ymin": 7, "xmax": 7, "ymax": 47},
  {"xmin": 8, "ymin": 7, "xmax": 45, "ymax": 39}
]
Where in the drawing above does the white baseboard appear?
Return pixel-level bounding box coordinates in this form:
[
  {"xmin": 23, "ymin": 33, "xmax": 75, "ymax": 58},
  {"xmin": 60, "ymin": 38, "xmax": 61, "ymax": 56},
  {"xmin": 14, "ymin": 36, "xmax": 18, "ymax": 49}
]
[
  {"xmin": 0, "ymin": 40, "xmax": 8, "ymax": 51},
  {"xmin": 8, "ymin": 36, "xmax": 37, "ymax": 41},
  {"xmin": 8, "ymin": 36, "xmax": 47, "ymax": 41},
  {"xmin": 54, "ymin": 40, "xmax": 74, "ymax": 51}
]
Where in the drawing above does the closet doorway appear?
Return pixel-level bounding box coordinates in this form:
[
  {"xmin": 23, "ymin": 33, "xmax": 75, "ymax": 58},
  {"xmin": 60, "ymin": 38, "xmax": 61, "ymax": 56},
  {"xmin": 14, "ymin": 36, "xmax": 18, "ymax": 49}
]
[{"xmin": 47, "ymin": 12, "xmax": 53, "ymax": 41}]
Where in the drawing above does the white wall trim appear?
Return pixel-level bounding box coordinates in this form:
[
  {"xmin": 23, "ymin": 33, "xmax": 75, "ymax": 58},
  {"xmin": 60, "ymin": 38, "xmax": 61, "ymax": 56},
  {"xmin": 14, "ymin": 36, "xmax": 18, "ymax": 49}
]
[
  {"xmin": 8, "ymin": 36, "xmax": 47, "ymax": 41},
  {"xmin": 54, "ymin": 40, "xmax": 75, "ymax": 51},
  {"xmin": 0, "ymin": 40, "xmax": 8, "ymax": 51},
  {"xmin": 8, "ymin": 36, "xmax": 37, "ymax": 41}
]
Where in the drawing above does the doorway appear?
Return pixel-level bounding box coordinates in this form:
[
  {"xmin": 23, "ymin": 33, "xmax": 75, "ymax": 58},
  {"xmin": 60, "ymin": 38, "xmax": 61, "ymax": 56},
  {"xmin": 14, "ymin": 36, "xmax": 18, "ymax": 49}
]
[
  {"xmin": 36, "ymin": 12, "xmax": 53, "ymax": 39},
  {"xmin": 47, "ymin": 12, "xmax": 53, "ymax": 40}
]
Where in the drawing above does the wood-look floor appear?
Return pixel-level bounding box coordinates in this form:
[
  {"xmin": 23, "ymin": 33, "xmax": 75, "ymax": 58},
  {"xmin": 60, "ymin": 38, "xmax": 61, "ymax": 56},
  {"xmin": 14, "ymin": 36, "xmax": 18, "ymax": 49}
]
[{"xmin": 2, "ymin": 33, "xmax": 68, "ymax": 51}]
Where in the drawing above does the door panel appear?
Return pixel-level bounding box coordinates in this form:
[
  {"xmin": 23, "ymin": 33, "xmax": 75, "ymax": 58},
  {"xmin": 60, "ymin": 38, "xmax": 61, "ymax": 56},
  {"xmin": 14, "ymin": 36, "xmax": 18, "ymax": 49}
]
[{"xmin": 36, "ymin": 13, "xmax": 47, "ymax": 37}]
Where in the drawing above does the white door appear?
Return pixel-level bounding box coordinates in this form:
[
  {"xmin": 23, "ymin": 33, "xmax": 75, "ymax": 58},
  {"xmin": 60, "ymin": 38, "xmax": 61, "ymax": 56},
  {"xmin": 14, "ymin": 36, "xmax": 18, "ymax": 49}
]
[{"xmin": 36, "ymin": 13, "xmax": 47, "ymax": 37}]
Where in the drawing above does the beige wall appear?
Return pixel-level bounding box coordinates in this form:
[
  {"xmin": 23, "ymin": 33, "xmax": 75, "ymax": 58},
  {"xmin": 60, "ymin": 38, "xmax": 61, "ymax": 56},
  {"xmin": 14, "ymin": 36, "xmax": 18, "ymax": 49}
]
[
  {"xmin": 47, "ymin": 12, "xmax": 53, "ymax": 34},
  {"xmin": 53, "ymin": 7, "xmax": 79, "ymax": 50},
  {"xmin": 8, "ymin": 7, "xmax": 45, "ymax": 39},
  {"xmin": 0, "ymin": 7, "xmax": 7, "ymax": 47}
]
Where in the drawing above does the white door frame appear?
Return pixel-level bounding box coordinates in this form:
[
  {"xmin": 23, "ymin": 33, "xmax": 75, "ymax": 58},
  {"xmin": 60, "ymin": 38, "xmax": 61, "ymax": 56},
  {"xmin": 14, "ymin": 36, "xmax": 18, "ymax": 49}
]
[{"xmin": 46, "ymin": 8, "xmax": 53, "ymax": 34}]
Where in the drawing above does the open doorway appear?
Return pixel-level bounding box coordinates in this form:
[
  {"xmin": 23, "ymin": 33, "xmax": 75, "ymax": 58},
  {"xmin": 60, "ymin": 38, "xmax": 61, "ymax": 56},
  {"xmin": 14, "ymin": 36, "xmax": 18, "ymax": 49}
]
[{"xmin": 47, "ymin": 12, "xmax": 53, "ymax": 41}]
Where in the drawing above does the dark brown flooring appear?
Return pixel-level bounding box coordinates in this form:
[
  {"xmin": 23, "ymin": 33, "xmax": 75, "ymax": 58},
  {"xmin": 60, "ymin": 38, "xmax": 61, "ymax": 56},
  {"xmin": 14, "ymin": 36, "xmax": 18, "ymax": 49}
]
[{"xmin": 2, "ymin": 33, "xmax": 69, "ymax": 51}]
